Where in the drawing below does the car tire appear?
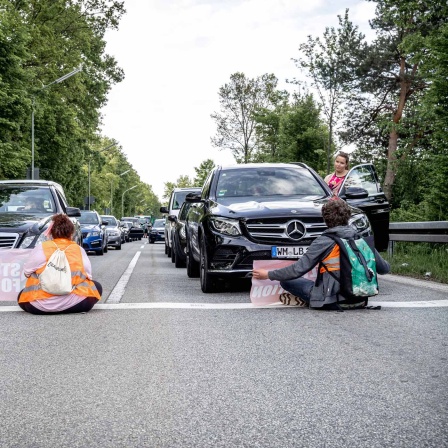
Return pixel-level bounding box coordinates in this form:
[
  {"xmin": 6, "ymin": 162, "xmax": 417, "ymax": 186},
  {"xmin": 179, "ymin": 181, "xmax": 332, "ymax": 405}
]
[
  {"xmin": 97, "ymin": 247, "xmax": 104, "ymax": 256},
  {"xmin": 116, "ymin": 243, "xmax": 122, "ymax": 250},
  {"xmin": 104, "ymin": 242, "xmax": 108, "ymax": 253},
  {"xmin": 149, "ymin": 239, "xmax": 155, "ymax": 244},
  {"xmin": 186, "ymin": 238, "xmax": 199, "ymax": 278},
  {"xmin": 200, "ymin": 236, "xmax": 218, "ymax": 293},
  {"xmin": 170, "ymin": 236, "xmax": 175, "ymax": 263},
  {"xmin": 173, "ymin": 234, "xmax": 185, "ymax": 268}
]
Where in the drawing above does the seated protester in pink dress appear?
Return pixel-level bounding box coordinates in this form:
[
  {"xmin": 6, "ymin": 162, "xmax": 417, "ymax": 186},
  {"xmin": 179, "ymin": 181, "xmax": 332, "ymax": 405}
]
[
  {"xmin": 324, "ymin": 151, "xmax": 350, "ymax": 196},
  {"xmin": 18, "ymin": 214, "xmax": 102, "ymax": 315}
]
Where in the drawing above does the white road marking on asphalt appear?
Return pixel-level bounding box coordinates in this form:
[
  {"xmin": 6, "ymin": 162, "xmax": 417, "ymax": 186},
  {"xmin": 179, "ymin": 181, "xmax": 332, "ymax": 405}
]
[
  {"xmin": 105, "ymin": 251, "xmax": 141, "ymax": 303},
  {"xmin": 383, "ymin": 274, "xmax": 448, "ymax": 293},
  {"xmin": 1, "ymin": 300, "xmax": 448, "ymax": 312}
]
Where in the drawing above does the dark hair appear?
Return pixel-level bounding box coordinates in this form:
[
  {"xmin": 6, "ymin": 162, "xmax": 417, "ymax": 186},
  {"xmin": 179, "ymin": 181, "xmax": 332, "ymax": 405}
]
[
  {"xmin": 50, "ymin": 214, "xmax": 75, "ymax": 239},
  {"xmin": 335, "ymin": 151, "xmax": 350, "ymax": 169},
  {"xmin": 321, "ymin": 198, "xmax": 351, "ymax": 228}
]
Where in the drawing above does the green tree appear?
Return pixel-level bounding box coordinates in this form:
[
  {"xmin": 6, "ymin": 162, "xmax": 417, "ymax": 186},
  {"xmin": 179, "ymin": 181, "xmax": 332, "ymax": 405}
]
[
  {"xmin": 341, "ymin": 0, "xmax": 448, "ymax": 202},
  {"xmin": 292, "ymin": 10, "xmax": 366, "ymax": 172},
  {"xmin": 0, "ymin": 2, "xmax": 32, "ymax": 178},
  {"xmin": 254, "ymin": 93, "xmax": 327, "ymax": 172},
  {"xmin": 162, "ymin": 175, "xmax": 194, "ymax": 202},
  {"xmin": 211, "ymin": 72, "xmax": 282, "ymax": 163},
  {"xmin": 0, "ymin": 0, "xmax": 125, "ymax": 198},
  {"xmin": 193, "ymin": 159, "xmax": 215, "ymax": 187}
]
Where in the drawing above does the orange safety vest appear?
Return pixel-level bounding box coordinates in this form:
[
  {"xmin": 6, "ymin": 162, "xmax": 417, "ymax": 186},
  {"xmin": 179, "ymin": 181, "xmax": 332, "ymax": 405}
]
[
  {"xmin": 19, "ymin": 239, "xmax": 101, "ymax": 303},
  {"xmin": 319, "ymin": 243, "xmax": 340, "ymax": 274}
]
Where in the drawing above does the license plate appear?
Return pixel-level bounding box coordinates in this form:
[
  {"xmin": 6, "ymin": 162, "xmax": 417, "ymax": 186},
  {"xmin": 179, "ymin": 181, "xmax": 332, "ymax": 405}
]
[{"xmin": 271, "ymin": 246, "xmax": 308, "ymax": 258}]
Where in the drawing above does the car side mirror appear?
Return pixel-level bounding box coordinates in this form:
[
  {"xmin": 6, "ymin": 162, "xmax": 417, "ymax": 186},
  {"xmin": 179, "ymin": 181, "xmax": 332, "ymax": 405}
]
[
  {"xmin": 66, "ymin": 206, "xmax": 81, "ymax": 217},
  {"xmin": 167, "ymin": 215, "xmax": 177, "ymax": 223},
  {"xmin": 160, "ymin": 206, "xmax": 169, "ymax": 214},
  {"xmin": 342, "ymin": 187, "xmax": 369, "ymax": 199},
  {"xmin": 185, "ymin": 192, "xmax": 202, "ymax": 203}
]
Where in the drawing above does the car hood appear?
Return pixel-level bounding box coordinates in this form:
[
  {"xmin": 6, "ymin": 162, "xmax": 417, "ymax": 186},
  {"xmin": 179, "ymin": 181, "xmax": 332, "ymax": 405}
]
[
  {"xmin": 212, "ymin": 196, "xmax": 328, "ymax": 219},
  {"xmin": 0, "ymin": 212, "xmax": 52, "ymax": 232},
  {"xmin": 80, "ymin": 224, "xmax": 100, "ymax": 231}
]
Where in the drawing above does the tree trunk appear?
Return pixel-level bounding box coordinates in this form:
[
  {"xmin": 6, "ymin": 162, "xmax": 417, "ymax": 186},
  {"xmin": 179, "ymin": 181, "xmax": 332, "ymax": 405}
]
[
  {"xmin": 383, "ymin": 129, "xmax": 398, "ymax": 201},
  {"xmin": 383, "ymin": 57, "xmax": 413, "ymax": 202}
]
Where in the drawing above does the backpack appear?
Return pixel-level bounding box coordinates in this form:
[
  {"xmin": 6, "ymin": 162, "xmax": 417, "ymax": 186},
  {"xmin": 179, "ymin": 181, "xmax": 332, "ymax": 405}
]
[
  {"xmin": 320, "ymin": 234, "xmax": 379, "ymax": 306},
  {"xmin": 39, "ymin": 242, "xmax": 74, "ymax": 295}
]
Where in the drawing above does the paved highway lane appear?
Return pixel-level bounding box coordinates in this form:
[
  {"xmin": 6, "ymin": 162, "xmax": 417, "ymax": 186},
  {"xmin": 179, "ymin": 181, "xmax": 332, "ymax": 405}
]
[{"xmin": 0, "ymin": 239, "xmax": 447, "ymax": 447}]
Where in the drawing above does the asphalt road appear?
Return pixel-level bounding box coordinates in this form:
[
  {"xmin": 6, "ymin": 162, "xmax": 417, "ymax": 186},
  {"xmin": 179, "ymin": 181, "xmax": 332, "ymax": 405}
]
[{"xmin": 1, "ymin": 239, "xmax": 447, "ymax": 448}]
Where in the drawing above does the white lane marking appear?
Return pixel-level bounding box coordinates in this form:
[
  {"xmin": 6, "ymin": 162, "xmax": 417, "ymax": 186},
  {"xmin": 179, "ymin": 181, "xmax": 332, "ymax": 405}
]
[
  {"xmin": 105, "ymin": 252, "xmax": 141, "ymax": 303},
  {"xmin": 2, "ymin": 300, "xmax": 448, "ymax": 312},
  {"xmin": 382, "ymin": 274, "xmax": 448, "ymax": 293}
]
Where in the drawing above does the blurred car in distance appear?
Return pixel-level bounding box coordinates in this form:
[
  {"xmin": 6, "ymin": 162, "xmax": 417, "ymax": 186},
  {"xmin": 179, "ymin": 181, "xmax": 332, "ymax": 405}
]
[
  {"xmin": 167, "ymin": 201, "xmax": 194, "ymax": 267},
  {"xmin": 121, "ymin": 216, "xmax": 144, "ymax": 240},
  {"xmin": 100, "ymin": 214, "xmax": 122, "ymax": 250},
  {"xmin": 120, "ymin": 221, "xmax": 132, "ymax": 242},
  {"xmin": 160, "ymin": 187, "xmax": 202, "ymax": 257},
  {"xmin": 0, "ymin": 179, "xmax": 82, "ymax": 249},
  {"xmin": 79, "ymin": 210, "xmax": 108, "ymax": 255},
  {"xmin": 149, "ymin": 218, "xmax": 165, "ymax": 244}
]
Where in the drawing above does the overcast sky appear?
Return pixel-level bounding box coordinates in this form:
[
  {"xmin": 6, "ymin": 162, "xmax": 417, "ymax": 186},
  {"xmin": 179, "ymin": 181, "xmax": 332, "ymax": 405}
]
[{"xmin": 100, "ymin": 0, "xmax": 377, "ymax": 201}]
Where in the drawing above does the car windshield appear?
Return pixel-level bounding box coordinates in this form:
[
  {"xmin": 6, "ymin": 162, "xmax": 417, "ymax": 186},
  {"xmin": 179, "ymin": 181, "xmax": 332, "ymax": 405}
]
[
  {"xmin": 79, "ymin": 212, "xmax": 100, "ymax": 225},
  {"xmin": 153, "ymin": 219, "xmax": 165, "ymax": 227},
  {"xmin": 172, "ymin": 191, "xmax": 194, "ymax": 210},
  {"xmin": 0, "ymin": 185, "xmax": 56, "ymax": 214},
  {"xmin": 215, "ymin": 167, "xmax": 326, "ymax": 198},
  {"xmin": 102, "ymin": 216, "xmax": 117, "ymax": 226}
]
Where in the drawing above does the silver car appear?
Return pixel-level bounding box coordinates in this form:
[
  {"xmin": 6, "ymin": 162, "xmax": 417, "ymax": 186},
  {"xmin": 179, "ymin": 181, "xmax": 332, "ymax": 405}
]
[{"xmin": 100, "ymin": 215, "xmax": 122, "ymax": 250}]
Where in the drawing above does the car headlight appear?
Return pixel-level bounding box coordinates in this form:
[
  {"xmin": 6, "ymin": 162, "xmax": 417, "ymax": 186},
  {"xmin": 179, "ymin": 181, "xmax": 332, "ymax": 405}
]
[
  {"xmin": 87, "ymin": 231, "xmax": 100, "ymax": 237},
  {"xmin": 20, "ymin": 232, "xmax": 49, "ymax": 248},
  {"xmin": 349, "ymin": 213, "xmax": 371, "ymax": 233},
  {"xmin": 210, "ymin": 217, "xmax": 242, "ymax": 236}
]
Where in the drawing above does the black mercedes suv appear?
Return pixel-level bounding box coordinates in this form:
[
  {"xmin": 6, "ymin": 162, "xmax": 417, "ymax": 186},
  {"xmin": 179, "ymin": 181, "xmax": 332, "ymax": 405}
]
[{"xmin": 184, "ymin": 162, "xmax": 389, "ymax": 293}]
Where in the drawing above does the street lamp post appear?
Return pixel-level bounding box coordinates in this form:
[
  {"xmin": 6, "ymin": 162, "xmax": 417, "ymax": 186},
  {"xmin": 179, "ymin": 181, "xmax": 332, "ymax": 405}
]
[
  {"xmin": 31, "ymin": 66, "xmax": 82, "ymax": 179},
  {"xmin": 111, "ymin": 169, "xmax": 130, "ymax": 215},
  {"xmin": 88, "ymin": 141, "xmax": 118, "ymax": 210},
  {"xmin": 122, "ymin": 185, "xmax": 138, "ymax": 218}
]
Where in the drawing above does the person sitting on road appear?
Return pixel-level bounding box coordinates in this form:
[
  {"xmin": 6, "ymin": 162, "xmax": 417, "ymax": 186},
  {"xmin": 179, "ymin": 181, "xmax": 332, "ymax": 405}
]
[
  {"xmin": 252, "ymin": 198, "xmax": 390, "ymax": 310},
  {"xmin": 18, "ymin": 213, "xmax": 102, "ymax": 315}
]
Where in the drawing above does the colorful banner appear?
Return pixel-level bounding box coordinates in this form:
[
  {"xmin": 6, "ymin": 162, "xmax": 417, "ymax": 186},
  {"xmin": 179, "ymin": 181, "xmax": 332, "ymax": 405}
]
[
  {"xmin": 0, "ymin": 249, "xmax": 30, "ymax": 301},
  {"xmin": 250, "ymin": 259, "xmax": 317, "ymax": 306}
]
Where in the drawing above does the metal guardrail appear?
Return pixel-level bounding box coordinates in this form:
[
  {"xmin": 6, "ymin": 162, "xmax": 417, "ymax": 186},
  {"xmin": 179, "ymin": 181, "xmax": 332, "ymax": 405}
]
[{"xmin": 388, "ymin": 221, "xmax": 448, "ymax": 254}]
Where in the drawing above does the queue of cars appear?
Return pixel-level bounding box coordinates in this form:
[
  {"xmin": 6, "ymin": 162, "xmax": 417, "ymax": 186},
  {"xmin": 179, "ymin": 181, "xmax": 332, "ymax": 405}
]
[
  {"xmin": 158, "ymin": 162, "xmax": 390, "ymax": 294},
  {"xmin": 0, "ymin": 179, "xmax": 147, "ymax": 257}
]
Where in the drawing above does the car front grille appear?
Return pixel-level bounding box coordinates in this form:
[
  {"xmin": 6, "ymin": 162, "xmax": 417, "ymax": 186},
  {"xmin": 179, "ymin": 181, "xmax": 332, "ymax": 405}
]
[
  {"xmin": 0, "ymin": 232, "xmax": 19, "ymax": 248},
  {"xmin": 243, "ymin": 217, "xmax": 326, "ymax": 245}
]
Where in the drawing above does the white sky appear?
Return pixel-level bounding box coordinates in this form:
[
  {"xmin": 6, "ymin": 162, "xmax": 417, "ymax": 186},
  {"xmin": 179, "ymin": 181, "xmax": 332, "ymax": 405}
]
[{"xmin": 100, "ymin": 0, "xmax": 377, "ymax": 201}]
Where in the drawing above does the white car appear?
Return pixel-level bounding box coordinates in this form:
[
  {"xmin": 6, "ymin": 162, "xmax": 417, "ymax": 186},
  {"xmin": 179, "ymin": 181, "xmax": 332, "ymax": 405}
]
[{"xmin": 159, "ymin": 187, "xmax": 201, "ymax": 257}]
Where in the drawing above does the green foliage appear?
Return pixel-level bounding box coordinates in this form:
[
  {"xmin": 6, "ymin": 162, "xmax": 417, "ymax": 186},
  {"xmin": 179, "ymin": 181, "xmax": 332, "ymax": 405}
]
[
  {"xmin": 292, "ymin": 10, "xmax": 367, "ymax": 172},
  {"xmin": 162, "ymin": 175, "xmax": 195, "ymax": 202},
  {"xmin": 253, "ymin": 93, "xmax": 327, "ymax": 172},
  {"xmin": 211, "ymin": 72, "xmax": 284, "ymax": 163},
  {"xmin": 193, "ymin": 159, "xmax": 215, "ymax": 187},
  {"xmin": 340, "ymin": 0, "xmax": 448, "ymax": 203},
  {"xmin": 383, "ymin": 243, "xmax": 448, "ymax": 284},
  {"xmin": 0, "ymin": 2, "xmax": 32, "ymax": 178}
]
